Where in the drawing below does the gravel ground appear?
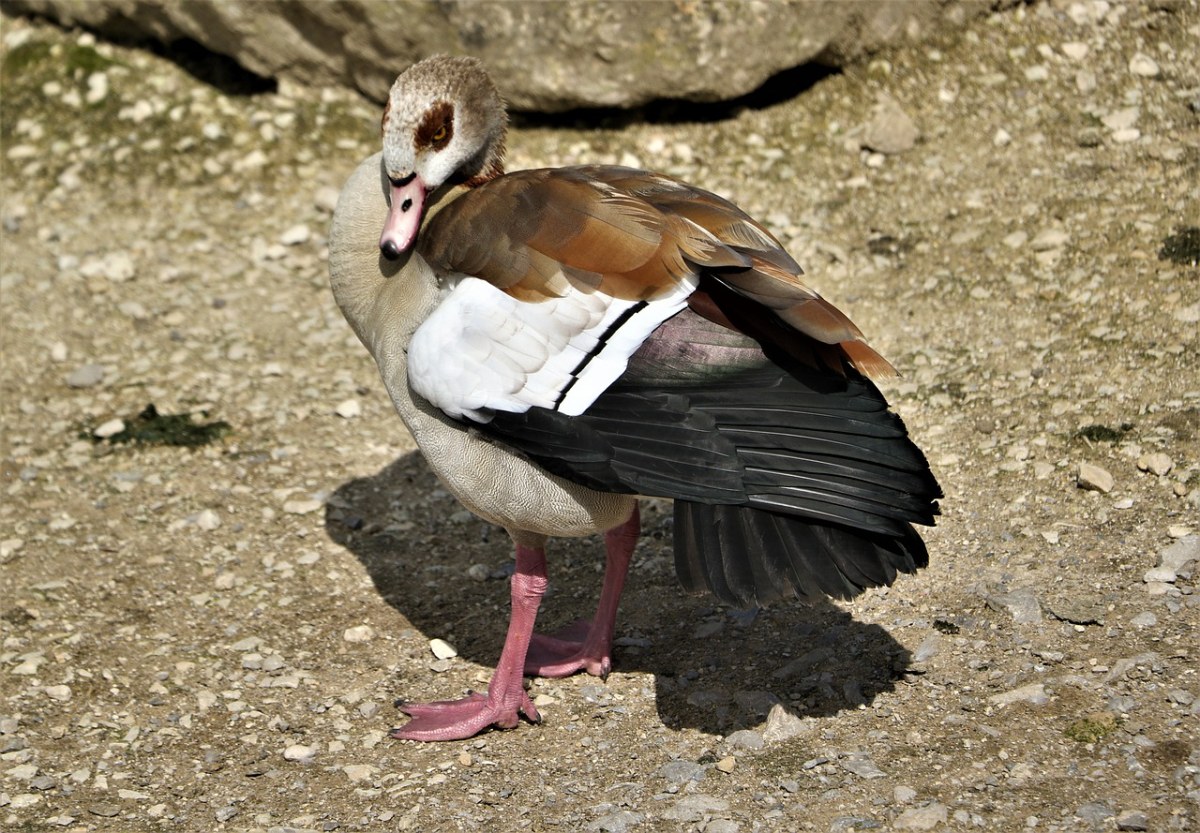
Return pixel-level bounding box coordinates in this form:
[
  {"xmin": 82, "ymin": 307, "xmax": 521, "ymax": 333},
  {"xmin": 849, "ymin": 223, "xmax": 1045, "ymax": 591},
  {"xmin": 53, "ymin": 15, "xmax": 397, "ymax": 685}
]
[{"xmin": 2, "ymin": 2, "xmax": 1199, "ymax": 831}]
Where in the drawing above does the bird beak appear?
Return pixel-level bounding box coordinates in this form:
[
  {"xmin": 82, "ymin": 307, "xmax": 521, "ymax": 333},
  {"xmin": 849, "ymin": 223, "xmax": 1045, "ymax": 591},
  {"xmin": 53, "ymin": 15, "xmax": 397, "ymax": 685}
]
[{"xmin": 379, "ymin": 173, "xmax": 427, "ymax": 261}]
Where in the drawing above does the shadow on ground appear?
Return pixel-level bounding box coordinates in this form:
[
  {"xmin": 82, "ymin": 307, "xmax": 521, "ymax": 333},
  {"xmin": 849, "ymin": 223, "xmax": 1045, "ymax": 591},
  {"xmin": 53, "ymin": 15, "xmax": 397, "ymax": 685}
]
[{"xmin": 324, "ymin": 453, "xmax": 913, "ymax": 736}]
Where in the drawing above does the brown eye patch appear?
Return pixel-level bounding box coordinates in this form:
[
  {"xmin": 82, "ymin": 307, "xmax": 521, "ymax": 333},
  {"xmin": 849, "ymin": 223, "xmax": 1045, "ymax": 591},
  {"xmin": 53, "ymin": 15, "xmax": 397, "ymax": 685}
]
[{"xmin": 416, "ymin": 100, "xmax": 454, "ymax": 151}]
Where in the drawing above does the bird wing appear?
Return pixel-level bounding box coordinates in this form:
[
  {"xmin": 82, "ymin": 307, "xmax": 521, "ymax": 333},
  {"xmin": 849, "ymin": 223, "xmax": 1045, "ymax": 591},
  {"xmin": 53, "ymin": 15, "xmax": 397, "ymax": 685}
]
[{"xmin": 409, "ymin": 166, "xmax": 891, "ymax": 422}]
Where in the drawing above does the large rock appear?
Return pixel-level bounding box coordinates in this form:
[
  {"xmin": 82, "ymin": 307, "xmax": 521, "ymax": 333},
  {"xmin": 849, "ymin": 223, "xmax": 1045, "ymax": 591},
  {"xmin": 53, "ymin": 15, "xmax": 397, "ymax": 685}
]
[{"xmin": 5, "ymin": 0, "xmax": 991, "ymax": 111}]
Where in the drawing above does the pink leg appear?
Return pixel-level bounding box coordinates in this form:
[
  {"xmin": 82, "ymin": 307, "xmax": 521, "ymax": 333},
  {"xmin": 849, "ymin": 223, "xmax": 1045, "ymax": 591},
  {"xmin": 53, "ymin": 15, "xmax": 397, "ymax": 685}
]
[
  {"xmin": 525, "ymin": 504, "xmax": 640, "ymax": 680},
  {"xmin": 390, "ymin": 542, "xmax": 547, "ymax": 741}
]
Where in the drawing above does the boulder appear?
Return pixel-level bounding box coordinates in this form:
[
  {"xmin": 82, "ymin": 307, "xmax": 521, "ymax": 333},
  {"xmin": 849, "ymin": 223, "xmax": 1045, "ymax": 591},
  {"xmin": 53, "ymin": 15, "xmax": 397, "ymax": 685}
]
[{"xmin": 6, "ymin": 0, "xmax": 994, "ymax": 111}]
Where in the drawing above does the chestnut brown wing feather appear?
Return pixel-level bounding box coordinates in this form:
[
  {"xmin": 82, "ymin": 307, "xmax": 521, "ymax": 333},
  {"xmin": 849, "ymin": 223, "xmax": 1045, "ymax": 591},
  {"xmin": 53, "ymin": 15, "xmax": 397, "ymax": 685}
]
[{"xmin": 420, "ymin": 165, "xmax": 893, "ymax": 378}]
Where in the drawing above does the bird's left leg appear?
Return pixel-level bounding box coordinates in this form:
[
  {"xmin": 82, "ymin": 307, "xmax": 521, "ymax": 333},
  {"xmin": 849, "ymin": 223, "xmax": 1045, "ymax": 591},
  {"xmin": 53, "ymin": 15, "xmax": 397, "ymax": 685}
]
[
  {"xmin": 524, "ymin": 503, "xmax": 640, "ymax": 679},
  {"xmin": 391, "ymin": 536, "xmax": 547, "ymax": 741}
]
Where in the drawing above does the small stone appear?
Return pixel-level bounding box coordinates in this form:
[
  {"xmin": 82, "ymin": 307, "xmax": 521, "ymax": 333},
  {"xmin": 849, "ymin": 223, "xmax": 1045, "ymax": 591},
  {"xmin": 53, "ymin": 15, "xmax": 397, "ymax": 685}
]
[
  {"xmin": 1077, "ymin": 463, "xmax": 1114, "ymax": 493},
  {"xmin": 1137, "ymin": 453, "xmax": 1176, "ymax": 480},
  {"xmin": 195, "ymin": 509, "xmax": 221, "ymax": 531},
  {"xmin": 93, "ymin": 418, "xmax": 126, "ymax": 439},
  {"xmin": 1158, "ymin": 536, "xmax": 1198, "ymax": 572},
  {"xmin": 281, "ymin": 223, "xmax": 311, "ymax": 245},
  {"xmin": 283, "ymin": 744, "xmax": 316, "ymax": 762},
  {"xmin": 988, "ymin": 682, "xmax": 1049, "ymax": 707},
  {"xmin": 42, "ymin": 685, "xmax": 72, "ymax": 701},
  {"xmin": 1076, "ymin": 803, "xmax": 1115, "ymax": 825},
  {"xmin": 429, "ymin": 638, "xmax": 457, "ymax": 659},
  {"xmin": 1030, "ymin": 229, "xmax": 1070, "ymax": 251},
  {"xmin": 334, "ymin": 399, "xmax": 361, "ymax": 419},
  {"xmin": 1129, "ymin": 611, "xmax": 1157, "ymax": 628},
  {"xmin": 88, "ymin": 803, "xmax": 120, "ymax": 817},
  {"xmin": 658, "ymin": 760, "xmax": 706, "ymax": 784},
  {"xmin": 66, "ymin": 363, "xmax": 105, "ymax": 388},
  {"xmin": 841, "ymin": 756, "xmax": 886, "ymax": 779},
  {"xmin": 1112, "ymin": 128, "xmax": 1141, "ymax": 144},
  {"xmin": 1128, "ymin": 54, "xmax": 1160, "ymax": 78},
  {"xmin": 1143, "ymin": 566, "xmax": 1176, "ymax": 584},
  {"xmin": 9, "ymin": 793, "xmax": 41, "ymax": 809},
  {"xmin": 1116, "ymin": 810, "xmax": 1149, "ymax": 831},
  {"xmin": 894, "ymin": 802, "xmax": 948, "ymax": 830},
  {"xmin": 1002, "ymin": 230, "xmax": 1028, "ymax": 249},
  {"xmin": 1102, "ymin": 108, "xmax": 1140, "ymax": 131},
  {"xmin": 1024, "ymin": 65, "xmax": 1049, "ymax": 82},
  {"xmin": 283, "ymin": 498, "xmax": 323, "ymax": 515},
  {"xmin": 762, "ymin": 703, "xmax": 808, "ymax": 743},
  {"xmin": 588, "ymin": 810, "xmax": 646, "ymax": 833},
  {"xmin": 343, "ymin": 625, "xmax": 375, "ymax": 643},
  {"xmin": 715, "ymin": 756, "xmax": 736, "ymax": 773},
  {"xmin": 663, "ymin": 795, "xmax": 729, "ymax": 822},
  {"xmin": 992, "ymin": 127, "xmax": 1012, "ymax": 147},
  {"xmin": 215, "ymin": 806, "xmax": 238, "ymax": 823},
  {"xmin": 986, "ymin": 588, "xmax": 1042, "ymax": 624},
  {"xmin": 725, "ymin": 729, "xmax": 765, "ymax": 751},
  {"xmin": 861, "ymin": 94, "xmax": 920, "ymax": 154},
  {"xmin": 894, "ymin": 786, "xmax": 918, "ymax": 803},
  {"xmin": 343, "ymin": 764, "xmax": 379, "ymax": 782},
  {"xmin": 1061, "ymin": 42, "xmax": 1089, "ymax": 60}
]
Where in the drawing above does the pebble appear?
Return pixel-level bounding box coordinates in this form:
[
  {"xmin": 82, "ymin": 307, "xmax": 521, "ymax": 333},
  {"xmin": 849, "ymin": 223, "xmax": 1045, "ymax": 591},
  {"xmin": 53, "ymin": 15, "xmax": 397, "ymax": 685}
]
[
  {"xmin": 283, "ymin": 498, "xmax": 323, "ymax": 514},
  {"xmin": 1060, "ymin": 41, "xmax": 1089, "ymax": 60},
  {"xmin": 42, "ymin": 685, "xmax": 72, "ymax": 702},
  {"xmin": 1029, "ymin": 229, "xmax": 1069, "ymax": 251},
  {"xmin": 725, "ymin": 729, "xmax": 765, "ymax": 751},
  {"xmin": 1076, "ymin": 803, "xmax": 1115, "ymax": 825},
  {"xmin": 1111, "ymin": 128, "xmax": 1141, "ymax": 144},
  {"xmin": 988, "ymin": 682, "xmax": 1049, "ymax": 707},
  {"xmin": 342, "ymin": 764, "xmax": 379, "ymax": 782},
  {"xmin": 283, "ymin": 744, "xmax": 317, "ymax": 762},
  {"xmin": 195, "ymin": 509, "xmax": 221, "ymax": 531},
  {"xmin": 93, "ymin": 418, "xmax": 126, "ymax": 438},
  {"xmin": 588, "ymin": 810, "xmax": 645, "ymax": 833},
  {"xmin": 894, "ymin": 802, "xmax": 949, "ymax": 830},
  {"xmin": 1128, "ymin": 54, "xmax": 1160, "ymax": 77},
  {"xmin": 1077, "ymin": 462, "xmax": 1114, "ymax": 493},
  {"xmin": 429, "ymin": 638, "xmax": 457, "ymax": 659},
  {"xmin": 761, "ymin": 703, "xmax": 808, "ymax": 743},
  {"xmin": 1116, "ymin": 810, "xmax": 1149, "ymax": 831},
  {"xmin": 66, "ymin": 363, "xmax": 106, "ymax": 388},
  {"xmin": 1158, "ymin": 536, "xmax": 1198, "ymax": 573},
  {"xmin": 894, "ymin": 786, "xmax": 918, "ymax": 803},
  {"xmin": 1136, "ymin": 452, "xmax": 1172, "ymax": 476},
  {"xmin": 281, "ymin": 223, "xmax": 311, "ymax": 245},
  {"xmin": 1102, "ymin": 108, "xmax": 1140, "ymax": 131},
  {"xmin": 343, "ymin": 625, "xmax": 375, "ymax": 643},
  {"xmin": 1129, "ymin": 611, "xmax": 1157, "ymax": 628},
  {"xmin": 715, "ymin": 756, "xmax": 736, "ymax": 773},
  {"xmin": 986, "ymin": 588, "xmax": 1042, "ymax": 624},
  {"xmin": 659, "ymin": 760, "xmax": 705, "ymax": 784},
  {"xmin": 841, "ymin": 756, "xmax": 886, "ymax": 779},
  {"xmin": 334, "ymin": 398, "xmax": 361, "ymax": 419},
  {"xmin": 1143, "ymin": 566, "xmax": 1176, "ymax": 584},
  {"xmin": 861, "ymin": 94, "xmax": 920, "ymax": 154},
  {"xmin": 663, "ymin": 795, "xmax": 729, "ymax": 822}
]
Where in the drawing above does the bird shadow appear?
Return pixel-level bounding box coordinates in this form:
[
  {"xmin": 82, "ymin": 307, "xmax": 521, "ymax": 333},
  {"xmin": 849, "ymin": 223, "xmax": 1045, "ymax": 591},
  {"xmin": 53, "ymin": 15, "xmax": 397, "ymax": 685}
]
[{"xmin": 324, "ymin": 452, "xmax": 914, "ymax": 736}]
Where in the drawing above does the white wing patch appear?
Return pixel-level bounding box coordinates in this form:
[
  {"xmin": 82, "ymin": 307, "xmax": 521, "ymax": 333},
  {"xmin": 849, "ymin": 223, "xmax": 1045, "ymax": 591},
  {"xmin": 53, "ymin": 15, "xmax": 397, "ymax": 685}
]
[{"xmin": 409, "ymin": 274, "xmax": 697, "ymax": 422}]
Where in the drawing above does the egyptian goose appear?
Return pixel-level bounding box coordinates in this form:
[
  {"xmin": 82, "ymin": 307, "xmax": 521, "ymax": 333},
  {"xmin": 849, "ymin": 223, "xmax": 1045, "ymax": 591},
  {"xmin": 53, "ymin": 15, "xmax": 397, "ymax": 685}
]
[{"xmin": 329, "ymin": 55, "xmax": 941, "ymax": 741}]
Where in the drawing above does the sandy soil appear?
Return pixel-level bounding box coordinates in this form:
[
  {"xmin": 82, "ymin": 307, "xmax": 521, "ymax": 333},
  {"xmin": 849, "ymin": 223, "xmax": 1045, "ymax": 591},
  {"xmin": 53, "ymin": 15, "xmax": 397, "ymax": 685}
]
[{"xmin": 2, "ymin": 2, "xmax": 1198, "ymax": 831}]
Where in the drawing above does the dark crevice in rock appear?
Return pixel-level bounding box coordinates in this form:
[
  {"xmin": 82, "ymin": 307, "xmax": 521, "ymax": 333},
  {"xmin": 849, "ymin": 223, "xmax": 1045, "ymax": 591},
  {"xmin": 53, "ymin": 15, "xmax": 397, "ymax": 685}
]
[{"xmin": 512, "ymin": 62, "xmax": 841, "ymax": 128}]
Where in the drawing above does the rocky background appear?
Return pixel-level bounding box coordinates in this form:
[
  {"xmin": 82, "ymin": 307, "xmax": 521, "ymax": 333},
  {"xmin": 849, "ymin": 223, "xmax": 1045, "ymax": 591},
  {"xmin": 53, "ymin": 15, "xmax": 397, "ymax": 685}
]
[
  {"xmin": 1, "ymin": 1, "xmax": 1199, "ymax": 832},
  {"xmin": 5, "ymin": 0, "xmax": 997, "ymax": 110}
]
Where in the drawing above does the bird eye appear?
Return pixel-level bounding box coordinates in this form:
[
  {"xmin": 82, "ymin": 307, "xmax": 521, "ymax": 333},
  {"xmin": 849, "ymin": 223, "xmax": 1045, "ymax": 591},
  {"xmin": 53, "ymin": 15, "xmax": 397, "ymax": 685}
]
[{"xmin": 432, "ymin": 125, "xmax": 448, "ymax": 145}]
